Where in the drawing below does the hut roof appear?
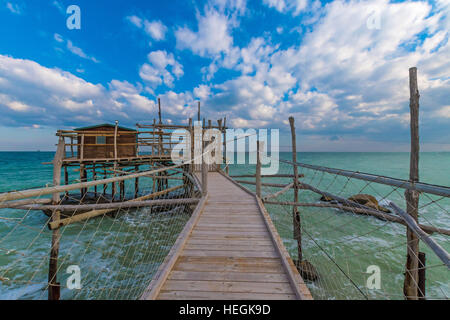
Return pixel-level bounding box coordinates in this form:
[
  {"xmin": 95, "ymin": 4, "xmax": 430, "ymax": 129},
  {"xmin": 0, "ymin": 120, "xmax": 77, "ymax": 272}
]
[{"xmin": 74, "ymin": 124, "xmax": 137, "ymax": 132}]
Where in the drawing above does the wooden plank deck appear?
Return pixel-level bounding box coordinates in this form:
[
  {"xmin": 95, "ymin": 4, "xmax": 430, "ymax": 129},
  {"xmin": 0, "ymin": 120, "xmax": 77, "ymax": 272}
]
[{"xmin": 140, "ymin": 172, "xmax": 312, "ymax": 300}]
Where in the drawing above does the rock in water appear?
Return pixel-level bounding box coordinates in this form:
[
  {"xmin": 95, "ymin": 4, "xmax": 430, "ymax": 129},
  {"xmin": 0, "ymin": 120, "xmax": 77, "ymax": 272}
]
[
  {"xmin": 348, "ymin": 194, "xmax": 391, "ymax": 213},
  {"xmin": 295, "ymin": 259, "xmax": 319, "ymax": 281}
]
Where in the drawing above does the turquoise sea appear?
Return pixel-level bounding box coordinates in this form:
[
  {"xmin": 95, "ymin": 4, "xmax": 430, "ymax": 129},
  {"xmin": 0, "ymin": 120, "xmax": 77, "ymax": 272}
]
[{"xmin": 0, "ymin": 152, "xmax": 449, "ymax": 299}]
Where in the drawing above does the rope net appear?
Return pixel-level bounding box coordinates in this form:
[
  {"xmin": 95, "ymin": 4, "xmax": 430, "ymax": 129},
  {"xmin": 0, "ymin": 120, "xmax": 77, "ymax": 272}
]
[
  {"xmin": 225, "ymin": 157, "xmax": 449, "ymax": 300},
  {"xmin": 0, "ymin": 161, "xmax": 200, "ymax": 300}
]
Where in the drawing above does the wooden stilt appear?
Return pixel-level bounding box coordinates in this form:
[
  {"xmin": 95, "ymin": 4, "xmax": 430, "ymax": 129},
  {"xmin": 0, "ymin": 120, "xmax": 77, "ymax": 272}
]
[
  {"xmin": 48, "ymin": 137, "xmax": 64, "ymax": 300},
  {"xmin": 418, "ymin": 252, "xmax": 426, "ymax": 300},
  {"xmin": 404, "ymin": 67, "xmax": 420, "ymax": 300},
  {"xmin": 289, "ymin": 117, "xmax": 302, "ymax": 262},
  {"xmin": 135, "ymin": 165, "xmax": 139, "ymax": 198},
  {"xmin": 256, "ymin": 141, "xmax": 262, "ymax": 198}
]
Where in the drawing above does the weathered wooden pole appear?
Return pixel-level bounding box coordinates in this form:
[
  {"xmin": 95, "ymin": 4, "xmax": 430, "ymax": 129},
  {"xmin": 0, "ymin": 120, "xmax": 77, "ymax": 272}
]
[
  {"xmin": 201, "ymin": 136, "xmax": 208, "ymax": 196},
  {"xmin": 64, "ymin": 165, "xmax": 69, "ymax": 199},
  {"xmin": 158, "ymin": 98, "xmax": 162, "ymax": 124},
  {"xmin": 218, "ymin": 119, "xmax": 223, "ymax": 172},
  {"xmin": 48, "ymin": 137, "xmax": 64, "ymax": 300},
  {"xmin": 135, "ymin": 165, "xmax": 139, "ymax": 198},
  {"xmin": 114, "ymin": 120, "xmax": 118, "ymax": 160},
  {"xmin": 289, "ymin": 116, "xmax": 302, "ymax": 262},
  {"xmin": 93, "ymin": 165, "xmax": 97, "ymax": 198},
  {"xmin": 418, "ymin": 252, "xmax": 426, "ymax": 300},
  {"xmin": 404, "ymin": 67, "xmax": 421, "ymax": 300},
  {"xmin": 197, "ymin": 101, "xmax": 201, "ymax": 122},
  {"xmin": 223, "ymin": 117, "xmax": 229, "ymax": 175},
  {"xmin": 256, "ymin": 141, "xmax": 262, "ymax": 198},
  {"xmin": 80, "ymin": 164, "xmax": 86, "ymax": 198}
]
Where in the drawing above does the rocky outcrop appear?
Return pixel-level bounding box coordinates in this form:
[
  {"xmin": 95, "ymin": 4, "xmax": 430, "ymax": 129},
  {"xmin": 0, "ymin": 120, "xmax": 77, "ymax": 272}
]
[{"xmin": 348, "ymin": 194, "xmax": 391, "ymax": 213}]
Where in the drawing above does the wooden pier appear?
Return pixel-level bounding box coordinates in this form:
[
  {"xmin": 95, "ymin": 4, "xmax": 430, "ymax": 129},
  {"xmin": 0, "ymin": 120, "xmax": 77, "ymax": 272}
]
[{"xmin": 140, "ymin": 171, "xmax": 313, "ymax": 300}]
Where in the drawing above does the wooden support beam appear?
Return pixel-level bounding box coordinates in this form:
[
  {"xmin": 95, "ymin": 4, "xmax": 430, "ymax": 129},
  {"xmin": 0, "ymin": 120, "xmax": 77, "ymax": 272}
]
[
  {"xmin": 404, "ymin": 66, "xmax": 421, "ymax": 300},
  {"xmin": 263, "ymin": 200, "xmax": 450, "ymax": 236},
  {"xmin": 256, "ymin": 141, "xmax": 262, "ymax": 198},
  {"xmin": 289, "ymin": 116, "xmax": 302, "ymax": 262},
  {"xmin": 158, "ymin": 98, "xmax": 162, "ymax": 124},
  {"xmin": 390, "ymin": 202, "xmax": 449, "ymax": 269},
  {"xmin": 48, "ymin": 137, "xmax": 64, "ymax": 300},
  {"xmin": 48, "ymin": 197, "xmax": 198, "ymax": 230}
]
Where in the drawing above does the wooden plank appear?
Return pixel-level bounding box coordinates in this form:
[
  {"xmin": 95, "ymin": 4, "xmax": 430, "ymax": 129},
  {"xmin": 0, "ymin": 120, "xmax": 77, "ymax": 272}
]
[
  {"xmin": 186, "ymin": 238, "xmax": 274, "ymax": 246},
  {"xmin": 162, "ymin": 280, "xmax": 294, "ymax": 294},
  {"xmin": 140, "ymin": 194, "xmax": 209, "ymax": 300},
  {"xmin": 185, "ymin": 244, "xmax": 275, "ymax": 251},
  {"xmin": 158, "ymin": 290, "xmax": 296, "ymax": 300},
  {"xmin": 181, "ymin": 249, "xmax": 279, "ymax": 258},
  {"xmin": 168, "ymin": 271, "xmax": 289, "ymax": 283},
  {"xmin": 173, "ymin": 262, "xmax": 286, "ymax": 274}
]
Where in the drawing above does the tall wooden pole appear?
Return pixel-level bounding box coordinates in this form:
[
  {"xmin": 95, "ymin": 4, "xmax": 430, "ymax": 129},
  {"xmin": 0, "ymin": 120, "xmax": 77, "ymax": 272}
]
[
  {"xmin": 158, "ymin": 98, "xmax": 162, "ymax": 124},
  {"xmin": 201, "ymin": 132, "xmax": 208, "ymax": 196},
  {"xmin": 197, "ymin": 101, "xmax": 201, "ymax": 122},
  {"xmin": 289, "ymin": 117, "xmax": 302, "ymax": 262},
  {"xmin": 48, "ymin": 137, "xmax": 64, "ymax": 300},
  {"xmin": 224, "ymin": 117, "xmax": 229, "ymax": 175},
  {"xmin": 256, "ymin": 141, "xmax": 262, "ymax": 198},
  {"xmin": 404, "ymin": 67, "xmax": 421, "ymax": 300}
]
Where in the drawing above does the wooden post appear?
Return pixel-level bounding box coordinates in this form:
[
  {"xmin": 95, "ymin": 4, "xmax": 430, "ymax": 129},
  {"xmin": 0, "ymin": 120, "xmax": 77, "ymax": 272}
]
[
  {"xmin": 135, "ymin": 165, "xmax": 139, "ymax": 198},
  {"xmin": 80, "ymin": 134, "xmax": 85, "ymax": 160},
  {"xmin": 70, "ymin": 136, "xmax": 74, "ymax": 157},
  {"xmin": 48, "ymin": 137, "xmax": 64, "ymax": 300},
  {"xmin": 224, "ymin": 117, "xmax": 229, "ymax": 175},
  {"xmin": 256, "ymin": 141, "xmax": 262, "ymax": 198},
  {"xmin": 289, "ymin": 116, "xmax": 302, "ymax": 262},
  {"xmin": 217, "ymin": 119, "xmax": 223, "ymax": 172},
  {"xmin": 201, "ymin": 133, "xmax": 208, "ymax": 196},
  {"xmin": 114, "ymin": 120, "xmax": 118, "ymax": 159},
  {"xmin": 418, "ymin": 252, "xmax": 426, "ymax": 300},
  {"xmin": 80, "ymin": 164, "xmax": 86, "ymax": 198},
  {"xmin": 119, "ymin": 179, "xmax": 125, "ymax": 201},
  {"xmin": 197, "ymin": 101, "xmax": 200, "ymax": 122},
  {"xmin": 158, "ymin": 98, "xmax": 162, "ymax": 124},
  {"xmin": 404, "ymin": 67, "xmax": 421, "ymax": 300},
  {"xmin": 93, "ymin": 165, "xmax": 97, "ymax": 198},
  {"xmin": 64, "ymin": 165, "xmax": 69, "ymax": 199}
]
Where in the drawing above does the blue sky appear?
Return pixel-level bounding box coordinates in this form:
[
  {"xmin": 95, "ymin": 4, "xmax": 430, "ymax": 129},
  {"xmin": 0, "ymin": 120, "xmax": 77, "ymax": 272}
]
[{"xmin": 0, "ymin": 0, "xmax": 449, "ymax": 151}]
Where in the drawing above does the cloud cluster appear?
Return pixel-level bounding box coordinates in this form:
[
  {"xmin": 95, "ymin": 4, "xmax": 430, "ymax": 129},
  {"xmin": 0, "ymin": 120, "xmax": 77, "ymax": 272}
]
[
  {"xmin": 139, "ymin": 50, "xmax": 184, "ymax": 88},
  {"xmin": 0, "ymin": 55, "xmax": 155, "ymax": 128},
  {"xmin": 127, "ymin": 15, "xmax": 168, "ymax": 41}
]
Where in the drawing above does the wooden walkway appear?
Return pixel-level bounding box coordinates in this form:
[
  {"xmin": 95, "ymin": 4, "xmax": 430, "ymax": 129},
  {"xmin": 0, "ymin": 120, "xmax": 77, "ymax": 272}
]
[{"xmin": 141, "ymin": 172, "xmax": 312, "ymax": 300}]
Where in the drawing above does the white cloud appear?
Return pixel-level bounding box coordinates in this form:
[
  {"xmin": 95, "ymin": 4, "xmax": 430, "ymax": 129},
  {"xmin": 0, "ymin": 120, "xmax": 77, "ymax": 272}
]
[
  {"xmin": 54, "ymin": 33, "xmax": 64, "ymax": 43},
  {"xmin": 0, "ymin": 55, "xmax": 157, "ymax": 127},
  {"xmin": 144, "ymin": 20, "xmax": 168, "ymax": 41},
  {"xmin": 263, "ymin": 0, "xmax": 308, "ymax": 16},
  {"xmin": 175, "ymin": 9, "xmax": 233, "ymax": 57},
  {"xmin": 67, "ymin": 40, "xmax": 99, "ymax": 63},
  {"xmin": 140, "ymin": 50, "xmax": 184, "ymax": 88},
  {"xmin": 6, "ymin": 2, "xmax": 21, "ymax": 14},
  {"xmin": 127, "ymin": 16, "xmax": 168, "ymax": 41}
]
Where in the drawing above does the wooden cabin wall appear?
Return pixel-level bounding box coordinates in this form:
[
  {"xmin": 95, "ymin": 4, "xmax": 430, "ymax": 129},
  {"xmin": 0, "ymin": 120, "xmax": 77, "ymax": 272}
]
[{"xmin": 77, "ymin": 126, "xmax": 137, "ymax": 159}]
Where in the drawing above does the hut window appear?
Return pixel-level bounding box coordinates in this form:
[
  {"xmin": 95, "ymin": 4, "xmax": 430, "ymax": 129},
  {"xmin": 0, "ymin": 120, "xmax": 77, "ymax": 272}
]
[{"xmin": 96, "ymin": 136, "xmax": 106, "ymax": 145}]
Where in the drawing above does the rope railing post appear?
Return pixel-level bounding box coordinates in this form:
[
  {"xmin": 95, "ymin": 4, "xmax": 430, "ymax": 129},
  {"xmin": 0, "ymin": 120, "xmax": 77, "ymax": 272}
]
[
  {"xmin": 202, "ymin": 130, "xmax": 208, "ymax": 196},
  {"xmin": 256, "ymin": 140, "xmax": 262, "ymax": 198},
  {"xmin": 48, "ymin": 136, "xmax": 64, "ymax": 300},
  {"xmin": 289, "ymin": 116, "xmax": 302, "ymax": 262},
  {"xmin": 404, "ymin": 66, "xmax": 421, "ymax": 300}
]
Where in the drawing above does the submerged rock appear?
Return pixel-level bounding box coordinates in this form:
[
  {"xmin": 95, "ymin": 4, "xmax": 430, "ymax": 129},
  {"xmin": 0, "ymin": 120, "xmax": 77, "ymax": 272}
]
[{"xmin": 348, "ymin": 194, "xmax": 391, "ymax": 213}]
